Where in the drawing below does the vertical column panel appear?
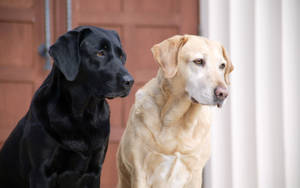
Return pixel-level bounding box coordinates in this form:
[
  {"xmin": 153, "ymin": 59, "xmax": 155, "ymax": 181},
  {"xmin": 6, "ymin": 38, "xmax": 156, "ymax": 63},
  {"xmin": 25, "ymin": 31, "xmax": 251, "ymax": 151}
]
[
  {"xmin": 205, "ymin": 0, "xmax": 232, "ymax": 188},
  {"xmin": 255, "ymin": 0, "xmax": 285, "ymax": 188},
  {"xmin": 282, "ymin": 0, "xmax": 300, "ymax": 187},
  {"xmin": 199, "ymin": 0, "xmax": 208, "ymax": 36},
  {"xmin": 199, "ymin": 1, "xmax": 210, "ymax": 187},
  {"xmin": 229, "ymin": 0, "xmax": 257, "ymax": 188}
]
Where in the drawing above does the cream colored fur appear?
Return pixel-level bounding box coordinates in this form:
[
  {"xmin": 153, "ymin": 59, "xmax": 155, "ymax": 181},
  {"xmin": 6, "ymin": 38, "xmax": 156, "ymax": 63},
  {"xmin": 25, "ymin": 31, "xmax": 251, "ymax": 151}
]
[{"xmin": 117, "ymin": 35, "xmax": 234, "ymax": 188}]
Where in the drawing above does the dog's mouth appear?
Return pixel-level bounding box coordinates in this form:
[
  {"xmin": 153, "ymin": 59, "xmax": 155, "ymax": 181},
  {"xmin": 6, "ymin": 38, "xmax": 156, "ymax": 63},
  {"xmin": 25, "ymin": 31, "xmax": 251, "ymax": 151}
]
[
  {"xmin": 105, "ymin": 91, "xmax": 130, "ymax": 100},
  {"xmin": 191, "ymin": 97, "xmax": 199, "ymax": 104},
  {"xmin": 190, "ymin": 97, "xmax": 223, "ymax": 108},
  {"xmin": 216, "ymin": 102, "xmax": 223, "ymax": 108}
]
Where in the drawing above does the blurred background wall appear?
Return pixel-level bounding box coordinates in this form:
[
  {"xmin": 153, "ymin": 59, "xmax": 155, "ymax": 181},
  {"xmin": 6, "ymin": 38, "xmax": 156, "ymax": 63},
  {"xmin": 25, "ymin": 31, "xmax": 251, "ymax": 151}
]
[
  {"xmin": 0, "ymin": 0, "xmax": 299, "ymax": 188},
  {"xmin": 201, "ymin": 0, "xmax": 300, "ymax": 188}
]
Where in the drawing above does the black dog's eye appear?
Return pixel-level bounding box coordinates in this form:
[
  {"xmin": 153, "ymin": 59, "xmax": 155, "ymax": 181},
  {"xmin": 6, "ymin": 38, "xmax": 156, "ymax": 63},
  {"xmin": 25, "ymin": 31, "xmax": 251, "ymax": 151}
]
[
  {"xmin": 115, "ymin": 47, "xmax": 124, "ymax": 60},
  {"xmin": 97, "ymin": 50, "xmax": 105, "ymax": 57},
  {"xmin": 219, "ymin": 63, "xmax": 226, "ymax": 70},
  {"xmin": 193, "ymin": 58, "xmax": 205, "ymax": 66}
]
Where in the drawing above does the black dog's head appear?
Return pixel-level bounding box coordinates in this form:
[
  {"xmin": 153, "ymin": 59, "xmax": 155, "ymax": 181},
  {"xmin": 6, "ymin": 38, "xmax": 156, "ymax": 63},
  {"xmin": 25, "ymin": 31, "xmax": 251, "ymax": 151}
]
[{"xmin": 49, "ymin": 26, "xmax": 134, "ymax": 99}]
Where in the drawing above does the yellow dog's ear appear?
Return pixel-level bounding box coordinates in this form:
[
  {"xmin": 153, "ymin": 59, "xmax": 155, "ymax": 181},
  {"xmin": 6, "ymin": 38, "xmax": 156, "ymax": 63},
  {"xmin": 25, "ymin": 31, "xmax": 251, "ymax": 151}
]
[
  {"xmin": 151, "ymin": 35, "xmax": 188, "ymax": 78},
  {"xmin": 222, "ymin": 45, "xmax": 234, "ymax": 85}
]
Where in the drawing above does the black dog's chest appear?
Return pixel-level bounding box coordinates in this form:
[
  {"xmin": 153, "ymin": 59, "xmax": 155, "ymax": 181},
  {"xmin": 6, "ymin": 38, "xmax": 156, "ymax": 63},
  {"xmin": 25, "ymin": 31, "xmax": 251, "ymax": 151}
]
[
  {"xmin": 47, "ymin": 99, "xmax": 111, "ymax": 152},
  {"xmin": 53, "ymin": 172, "xmax": 98, "ymax": 188},
  {"xmin": 45, "ymin": 147, "xmax": 103, "ymax": 187}
]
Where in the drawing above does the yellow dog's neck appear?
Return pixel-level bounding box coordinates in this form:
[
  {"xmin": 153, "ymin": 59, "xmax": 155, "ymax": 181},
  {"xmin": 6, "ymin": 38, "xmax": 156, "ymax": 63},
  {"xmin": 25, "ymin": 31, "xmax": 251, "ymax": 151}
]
[{"xmin": 156, "ymin": 70, "xmax": 212, "ymax": 129}]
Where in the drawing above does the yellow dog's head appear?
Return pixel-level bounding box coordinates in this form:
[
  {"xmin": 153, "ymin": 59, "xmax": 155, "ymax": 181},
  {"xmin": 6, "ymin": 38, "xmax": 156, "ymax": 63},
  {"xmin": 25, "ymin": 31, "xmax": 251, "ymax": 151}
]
[{"xmin": 151, "ymin": 35, "xmax": 234, "ymax": 108}]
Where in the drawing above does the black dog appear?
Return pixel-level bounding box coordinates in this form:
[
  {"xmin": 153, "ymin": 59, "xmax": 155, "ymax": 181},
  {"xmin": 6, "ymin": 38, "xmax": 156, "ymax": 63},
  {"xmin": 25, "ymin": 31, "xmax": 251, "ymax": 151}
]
[{"xmin": 0, "ymin": 26, "xmax": 133, "ymax": 187}]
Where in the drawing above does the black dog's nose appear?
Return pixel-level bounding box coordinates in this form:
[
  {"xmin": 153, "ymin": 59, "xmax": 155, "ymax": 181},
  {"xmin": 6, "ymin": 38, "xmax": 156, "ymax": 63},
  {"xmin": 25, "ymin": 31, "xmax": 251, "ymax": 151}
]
[{"xmin": 122, "ymin": 75, "xmax": 134, "ymax": 88}]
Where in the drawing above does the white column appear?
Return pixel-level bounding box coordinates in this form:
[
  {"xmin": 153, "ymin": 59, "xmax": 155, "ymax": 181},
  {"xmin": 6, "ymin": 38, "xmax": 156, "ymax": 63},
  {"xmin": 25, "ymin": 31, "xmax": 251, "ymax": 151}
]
[
  {"xmin": 255, "ymin": 0, "xmax": 285, "ymax": 188},
  {"xmin": 229, "ymin": 0, "xmax": 257, "ymax": 188},
  {"xmin": 282, "ymin": 0, "xmax": 300, "ymax": 188},
  {"xmin": 203, "ymin": 0, "xmax": 232, "ymax": 188}
]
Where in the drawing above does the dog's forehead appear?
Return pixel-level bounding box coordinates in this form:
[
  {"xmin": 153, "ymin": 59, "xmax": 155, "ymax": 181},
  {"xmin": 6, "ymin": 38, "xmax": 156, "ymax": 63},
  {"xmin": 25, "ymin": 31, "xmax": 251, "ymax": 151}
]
[
  {"xmin": 182, "ymin": 36, "xmax": 223, "ymax": 60},
  {"xmin": 84, "ymin": 29, "xmax": 121, "ymax": 47}
]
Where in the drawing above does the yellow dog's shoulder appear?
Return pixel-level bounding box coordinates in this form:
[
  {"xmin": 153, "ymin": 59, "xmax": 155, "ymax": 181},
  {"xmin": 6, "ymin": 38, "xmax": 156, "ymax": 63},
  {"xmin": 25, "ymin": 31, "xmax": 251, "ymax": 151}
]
[
  {"xmin": 132, "ymin": 78, "xmax": 162, "ymax": 130},
  {"xmin": 134, "ymin": 78, "xmax": 161, "ymax": 111}
]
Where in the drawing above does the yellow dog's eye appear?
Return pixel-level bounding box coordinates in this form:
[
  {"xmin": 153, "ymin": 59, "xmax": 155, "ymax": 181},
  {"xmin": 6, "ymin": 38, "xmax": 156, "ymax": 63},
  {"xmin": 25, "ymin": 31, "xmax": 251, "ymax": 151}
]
[
  {"xmin": 219, "ymin": 63, "xmax": 226, "ymax": 70},
  {"xmin": 193, "ymin": 58, "xmax": 205, "ymax": 66},
  {"xmin": 97, "ymin": 50, "xmax": 105, "ymax": 57}
]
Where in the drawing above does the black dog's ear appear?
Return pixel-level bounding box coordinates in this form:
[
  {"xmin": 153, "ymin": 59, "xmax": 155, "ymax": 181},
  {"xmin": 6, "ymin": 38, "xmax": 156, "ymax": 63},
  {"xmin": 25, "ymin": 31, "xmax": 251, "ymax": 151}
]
[{"xmin": 49, "ymin": 27, "xmax": 92, "ymax": 81}]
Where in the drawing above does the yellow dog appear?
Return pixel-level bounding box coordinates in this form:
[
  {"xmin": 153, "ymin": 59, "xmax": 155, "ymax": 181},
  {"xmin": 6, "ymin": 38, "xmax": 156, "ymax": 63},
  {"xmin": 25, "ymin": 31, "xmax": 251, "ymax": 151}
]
[{"xmin": 117, "ymin": 35, "xmax": 234, "ymax": 188}]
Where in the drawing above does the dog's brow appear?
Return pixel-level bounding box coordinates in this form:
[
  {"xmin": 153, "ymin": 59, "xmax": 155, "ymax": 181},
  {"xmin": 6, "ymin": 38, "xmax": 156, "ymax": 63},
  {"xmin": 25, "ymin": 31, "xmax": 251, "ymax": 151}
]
[
  {"xmin": 213, "ymin": 50, "xmax": 224, "ymax": 61},
  {"xmin": 192, "ymin": 52, "xmax": 205, "ymax": 60},
  {"xmin": 98, "ymin": 38, "xmax": 111, "ymax": 49}
]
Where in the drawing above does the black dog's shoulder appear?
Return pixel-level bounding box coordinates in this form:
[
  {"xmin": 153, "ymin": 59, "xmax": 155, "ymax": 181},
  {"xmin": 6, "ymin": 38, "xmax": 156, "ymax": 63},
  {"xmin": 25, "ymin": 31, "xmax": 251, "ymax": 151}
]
[{"xmin": 31, "ymin": 67, "xmax": 111, "ymax": 152}]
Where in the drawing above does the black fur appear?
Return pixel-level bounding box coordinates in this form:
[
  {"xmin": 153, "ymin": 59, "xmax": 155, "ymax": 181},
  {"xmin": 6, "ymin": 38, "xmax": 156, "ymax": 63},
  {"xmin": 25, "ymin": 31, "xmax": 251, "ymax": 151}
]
[{"xmin": 0, "ymin": 26, "xmax": 134, "ymax": 188}]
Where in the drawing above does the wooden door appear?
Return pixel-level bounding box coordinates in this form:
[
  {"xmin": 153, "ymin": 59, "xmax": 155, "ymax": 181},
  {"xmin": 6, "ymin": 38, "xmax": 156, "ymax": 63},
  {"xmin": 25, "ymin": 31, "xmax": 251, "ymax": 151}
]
[
  {"xmin": 0, "ymin": 0, "xmax": 73, "ymax": 148},
  {"xmin": 0, "ymin": 0, "xmax": 49, "ymax": 147},
  {"xmin": 72, "ymin": 0, "xmax": 198, "ymax": 187}
]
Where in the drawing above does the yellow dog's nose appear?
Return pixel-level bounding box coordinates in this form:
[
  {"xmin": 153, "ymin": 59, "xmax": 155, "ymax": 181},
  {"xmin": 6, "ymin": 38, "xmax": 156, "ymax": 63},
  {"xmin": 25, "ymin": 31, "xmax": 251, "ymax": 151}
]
[{"xmin": 214, "ymin": 86, "xmax": 228, "ymax": 101}]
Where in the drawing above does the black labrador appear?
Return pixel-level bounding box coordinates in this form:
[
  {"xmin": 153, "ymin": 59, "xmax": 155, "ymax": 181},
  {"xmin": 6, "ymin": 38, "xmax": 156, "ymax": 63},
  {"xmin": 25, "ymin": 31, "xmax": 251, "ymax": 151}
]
[{"xmin": 0, "ymin": 26, "xmax": 134, "ymax": 188}]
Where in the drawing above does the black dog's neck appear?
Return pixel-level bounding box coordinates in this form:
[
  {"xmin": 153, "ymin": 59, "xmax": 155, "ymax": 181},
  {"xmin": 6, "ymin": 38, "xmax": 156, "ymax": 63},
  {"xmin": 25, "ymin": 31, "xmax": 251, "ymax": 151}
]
[
  {"xmin": 50, "ymin": 66, "xmax": 104, "ymax": 117},
  {"xmin": 36, "ymin": 66, "xmax": 110, "ymax": 153},
  {"xmin": 61, "ymin": 77, "xmax": 99, "ymax": 118}
]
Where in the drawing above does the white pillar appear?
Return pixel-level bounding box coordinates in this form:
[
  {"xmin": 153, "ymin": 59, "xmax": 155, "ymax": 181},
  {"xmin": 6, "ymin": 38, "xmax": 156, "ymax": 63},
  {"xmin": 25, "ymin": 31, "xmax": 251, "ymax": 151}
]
[
  {"xmin": 229, "ymin": 0, "xmax": 257, "ymax": 188},
  {"xmin": 203, "ymin": 0, "xmax": 232, "ymax": 188},
  {"xmin": 201, "ymin": 0, "xmax": 300, "ymax": 187},
  {"xmin": 255, "ymin": 0, "xmax": 285, "ymax": 188},
  {"xmin": 282, "ymin": 0, "xmax": 300, "ymax": 187}
]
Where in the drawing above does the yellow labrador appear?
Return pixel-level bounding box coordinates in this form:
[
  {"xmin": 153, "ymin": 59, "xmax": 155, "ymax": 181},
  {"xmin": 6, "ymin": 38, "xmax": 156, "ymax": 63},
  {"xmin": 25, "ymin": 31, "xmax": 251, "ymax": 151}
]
[{"xmin": 117, "ymin": 35, "xmax": 234, "ymax": 188}]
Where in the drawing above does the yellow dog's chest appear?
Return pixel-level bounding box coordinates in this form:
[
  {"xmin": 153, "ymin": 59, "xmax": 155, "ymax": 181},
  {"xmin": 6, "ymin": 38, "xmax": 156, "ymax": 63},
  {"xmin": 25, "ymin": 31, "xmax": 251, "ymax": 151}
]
[
  {"xmin": 144, "ymin": 151, "xmax": 204, "ymax": 188},
  {"xmin": 150, "ymin": 121, "xmax": 211, "ymax": 154}
]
